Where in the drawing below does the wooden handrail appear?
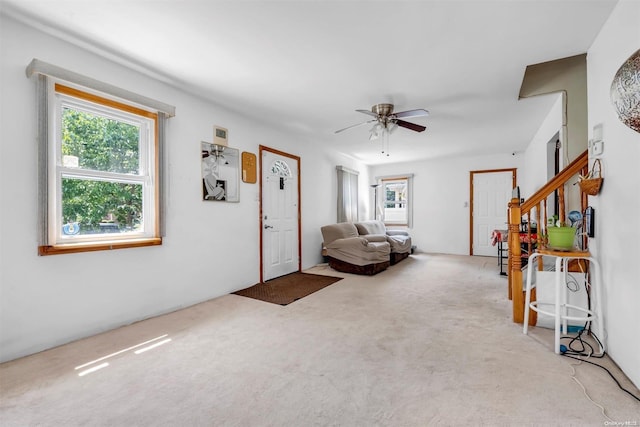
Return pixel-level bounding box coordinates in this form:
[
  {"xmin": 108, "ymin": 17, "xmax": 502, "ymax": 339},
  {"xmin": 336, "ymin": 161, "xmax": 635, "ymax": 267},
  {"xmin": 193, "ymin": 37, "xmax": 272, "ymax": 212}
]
[
  {"xmin": 508, "ymin": 149, "xmax": 589, "ymax": 324},
  {"xmin": 521, "ymin": 150, "xmax": 588, "ymax": 212}
]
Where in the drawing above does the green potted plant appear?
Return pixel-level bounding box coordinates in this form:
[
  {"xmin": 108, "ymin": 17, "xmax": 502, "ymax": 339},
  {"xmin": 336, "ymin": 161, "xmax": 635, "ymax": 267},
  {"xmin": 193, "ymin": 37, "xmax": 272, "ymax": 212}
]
[{"xmin": 546, "ymin": 217, "xmax": 576, "ymax": 250}]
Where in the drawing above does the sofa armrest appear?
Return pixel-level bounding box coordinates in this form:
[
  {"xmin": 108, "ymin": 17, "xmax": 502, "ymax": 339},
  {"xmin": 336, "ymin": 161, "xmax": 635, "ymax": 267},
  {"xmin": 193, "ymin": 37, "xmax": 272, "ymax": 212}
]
[
  {"xmin": 363, "ymin": 234, "xmax": 387, "ymax": 243},
  {"xmin": 325, "ymin": 237, "xmax": 369, "ymax": 250}
]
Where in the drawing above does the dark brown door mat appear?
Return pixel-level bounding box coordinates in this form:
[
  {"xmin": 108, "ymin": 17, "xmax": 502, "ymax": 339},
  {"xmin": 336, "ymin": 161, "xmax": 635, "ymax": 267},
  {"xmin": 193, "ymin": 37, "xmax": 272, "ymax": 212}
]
[{"xmin": 232, "ymin": 272, "xmax": 342, "ymax": 305}]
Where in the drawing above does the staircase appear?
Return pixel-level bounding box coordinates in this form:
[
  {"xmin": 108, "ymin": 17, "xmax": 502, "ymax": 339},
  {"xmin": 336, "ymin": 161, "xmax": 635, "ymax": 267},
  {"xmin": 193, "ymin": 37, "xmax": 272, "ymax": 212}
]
[{"xmin": 508, "ymin": 149, "xmax": 589, "ymax": 324}]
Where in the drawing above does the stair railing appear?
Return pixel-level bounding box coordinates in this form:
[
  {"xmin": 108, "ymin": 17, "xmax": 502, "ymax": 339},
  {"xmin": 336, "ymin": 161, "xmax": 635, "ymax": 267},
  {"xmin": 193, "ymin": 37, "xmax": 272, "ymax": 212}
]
[{"xmin": 508, "ymin": 149, "xmax": 589, "ymax": 324}]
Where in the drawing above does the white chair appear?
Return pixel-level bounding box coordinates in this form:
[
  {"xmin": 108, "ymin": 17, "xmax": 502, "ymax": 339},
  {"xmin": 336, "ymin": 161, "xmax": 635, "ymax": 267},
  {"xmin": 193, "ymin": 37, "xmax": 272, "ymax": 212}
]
[{"xmin": 523, "ymin": 248, "xmax": 605, "ymax": 355}]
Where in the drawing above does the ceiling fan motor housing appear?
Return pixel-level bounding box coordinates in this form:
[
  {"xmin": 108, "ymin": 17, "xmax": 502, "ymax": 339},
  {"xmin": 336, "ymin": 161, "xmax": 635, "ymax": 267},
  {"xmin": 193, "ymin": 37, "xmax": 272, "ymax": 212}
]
[{"xmin": 372, "ymin": 103, "xmax": 394, "ymax": 117}]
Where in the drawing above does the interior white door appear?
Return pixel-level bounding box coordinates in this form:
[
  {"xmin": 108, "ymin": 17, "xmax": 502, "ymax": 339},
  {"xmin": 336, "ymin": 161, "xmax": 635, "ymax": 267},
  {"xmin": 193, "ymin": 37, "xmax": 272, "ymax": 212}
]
[
  {"xmin": 261, "ymin": 150, "xmax": 299, "ymax": 281},
  {"xmin": 472, "ymin": 171, "xmax": 513, "ymax": 256}
]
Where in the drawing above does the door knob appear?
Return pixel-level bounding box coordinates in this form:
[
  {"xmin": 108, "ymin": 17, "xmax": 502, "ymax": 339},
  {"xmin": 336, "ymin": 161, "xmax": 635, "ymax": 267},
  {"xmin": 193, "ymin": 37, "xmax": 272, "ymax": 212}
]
[{"xmin": 264, "ymin": 225, "xmax": 273, "ymax": 229}]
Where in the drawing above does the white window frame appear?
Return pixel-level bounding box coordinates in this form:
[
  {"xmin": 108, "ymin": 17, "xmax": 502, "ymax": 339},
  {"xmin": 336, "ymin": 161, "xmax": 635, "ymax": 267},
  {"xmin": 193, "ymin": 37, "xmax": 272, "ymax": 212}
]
[
  {"xmin": 50, "ymin": 83, "xmax": 157, "ymax": 246},
  {"xmin": 376, "ymin": 174, "xmax": 414, "ymax": 228}
]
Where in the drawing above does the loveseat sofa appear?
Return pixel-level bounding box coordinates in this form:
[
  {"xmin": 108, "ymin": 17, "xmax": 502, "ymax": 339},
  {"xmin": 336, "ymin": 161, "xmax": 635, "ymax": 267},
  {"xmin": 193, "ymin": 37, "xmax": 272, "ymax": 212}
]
[
  {"xmin": 321, "ymin": 222, "xmax": 391, "ymax": 275},
  {"xmin": 320, "ymin": 221, "xmax": 413, "ymax": 275}
]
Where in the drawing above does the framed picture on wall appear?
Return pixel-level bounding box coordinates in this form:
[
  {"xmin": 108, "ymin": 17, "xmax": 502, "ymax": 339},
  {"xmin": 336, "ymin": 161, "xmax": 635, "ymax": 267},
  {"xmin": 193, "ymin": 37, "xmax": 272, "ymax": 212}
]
[{"xmin": 201, "ymin": 142, "xmax": 240, "ymax": 202}]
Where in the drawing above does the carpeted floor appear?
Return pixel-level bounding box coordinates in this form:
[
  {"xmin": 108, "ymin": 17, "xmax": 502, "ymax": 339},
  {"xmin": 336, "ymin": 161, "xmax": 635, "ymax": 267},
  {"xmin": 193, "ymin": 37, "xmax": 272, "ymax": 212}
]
[
  {"xmin": 233, "ymin": 271, "xmax": 342, "ymax": 305},
  {"xmin": 0, "ymin": 254, "xmax": 638, "ymax": 426}
]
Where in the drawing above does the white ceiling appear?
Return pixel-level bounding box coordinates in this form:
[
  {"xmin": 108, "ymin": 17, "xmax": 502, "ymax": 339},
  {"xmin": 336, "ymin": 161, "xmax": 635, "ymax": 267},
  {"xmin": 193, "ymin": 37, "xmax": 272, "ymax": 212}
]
[{"xmin": 2, "ymin": 0, "xmax": 617, "ymax": 165}]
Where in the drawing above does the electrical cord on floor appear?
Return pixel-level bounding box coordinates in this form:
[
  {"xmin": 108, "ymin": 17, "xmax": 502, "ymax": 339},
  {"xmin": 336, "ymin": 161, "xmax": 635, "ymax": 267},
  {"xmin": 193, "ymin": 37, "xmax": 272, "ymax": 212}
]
[
  {"xmin": 561, "ymin": 325, "xmax": 612, "ymax": 420},
  {"xmin": 560, "ymin": 322, "xmax": 640, "ymax": 403},
  {"xmin": 566, "ymin": 356, "xmax": 614, "ymax": 422},
  {"xmin": 559, "ymin": 265, "xmax": 640, "ymax": 404},
  {"xmin": 562, "ymin": 353, "xmax": 640, "ymax": 403}
]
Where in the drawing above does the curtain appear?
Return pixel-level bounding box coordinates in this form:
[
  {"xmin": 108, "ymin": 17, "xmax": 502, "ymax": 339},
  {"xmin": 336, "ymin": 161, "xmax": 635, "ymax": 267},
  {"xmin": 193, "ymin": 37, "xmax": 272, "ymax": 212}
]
[
  {"xmin": 37, "ymin": 74, "xmax": 48, "ymax": 246},
  {"xmin": 336, "ymin": 166, "xmax": 359, "ymax": 223}
]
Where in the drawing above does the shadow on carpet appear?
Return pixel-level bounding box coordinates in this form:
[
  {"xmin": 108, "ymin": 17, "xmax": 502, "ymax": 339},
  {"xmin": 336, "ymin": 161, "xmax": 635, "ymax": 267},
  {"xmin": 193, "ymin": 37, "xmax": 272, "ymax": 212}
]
[{"xmin": 233, "ymin": 272, "xmax": 342, "ymax": 305}]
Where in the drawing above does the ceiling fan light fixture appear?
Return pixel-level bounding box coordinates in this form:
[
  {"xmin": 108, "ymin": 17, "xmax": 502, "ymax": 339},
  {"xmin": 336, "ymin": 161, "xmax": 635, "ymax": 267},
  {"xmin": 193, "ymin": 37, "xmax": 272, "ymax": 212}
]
[{"xmin": 369, "ymin": 123, "xmax": 382, "ymax": 140}]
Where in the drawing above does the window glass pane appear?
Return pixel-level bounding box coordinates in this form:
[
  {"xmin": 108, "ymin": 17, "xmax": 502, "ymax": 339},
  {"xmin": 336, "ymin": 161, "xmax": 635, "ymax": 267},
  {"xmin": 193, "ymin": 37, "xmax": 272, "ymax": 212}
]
[
  {"xmin": 62, "ymin": 107, "xmax": 140, "ymax": 174},
  {"xmin": 61, "ymin": 177, "xmax": 143, "ymax": 236},
  {"xmin": 270, "ymin": 159, "xmax": 291, "ymax": 177},
  {"xmin": 383, "ymin": 180, "xmax": 408, "ymax": 223}
]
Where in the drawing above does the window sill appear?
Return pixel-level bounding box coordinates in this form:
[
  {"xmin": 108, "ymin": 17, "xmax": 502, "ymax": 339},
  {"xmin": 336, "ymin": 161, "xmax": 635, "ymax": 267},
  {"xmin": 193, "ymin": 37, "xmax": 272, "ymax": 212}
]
[{"xmin": 38, "ymin": 237, "xmax": 162, "ymax": 256}]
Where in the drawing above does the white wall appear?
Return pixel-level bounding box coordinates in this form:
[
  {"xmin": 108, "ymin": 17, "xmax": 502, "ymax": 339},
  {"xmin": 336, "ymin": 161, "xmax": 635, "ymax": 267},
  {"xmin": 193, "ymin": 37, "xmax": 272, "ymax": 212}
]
[
  {"xmin": 0, "ymin": 15, "xmax": 362, "ymax": 362},
  {"xmin": 519, "ymin": 55, "xmax": 589, "ymax": 165},
  {"xmin": 371, "ymin": 153, "xmax": 524, "ymax": 255},
  {"xmin": 520, "ymin": 94, "xmax": 562, "ymax": 199},
  {"xmin": 585, "ymin": 0, "xmax": 640, "ymax": 387}
]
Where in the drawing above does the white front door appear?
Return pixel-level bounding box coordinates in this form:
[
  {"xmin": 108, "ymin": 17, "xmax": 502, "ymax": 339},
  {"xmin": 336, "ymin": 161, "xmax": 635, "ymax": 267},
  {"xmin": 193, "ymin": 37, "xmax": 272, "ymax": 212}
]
[
  {"xmin": 261, "ymin": 149, "xmax": 300, "ymax": 281},
  {"xmin": 472, "ymin": 170, "xmax": 514, "ymax": 256}
]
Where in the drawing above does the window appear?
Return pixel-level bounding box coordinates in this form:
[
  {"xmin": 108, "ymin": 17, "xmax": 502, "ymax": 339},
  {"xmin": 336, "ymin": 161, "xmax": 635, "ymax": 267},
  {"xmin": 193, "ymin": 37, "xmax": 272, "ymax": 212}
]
[
  {"xmin": 48, "ymin": 83, "xmax": 157, "ymax": 249},
  {"xmin": 27, "ymin": 61, "xmax": 176, "ymax": 256},
  {"xmin": 378, "ymin": 175, "xmax": 413, "ymax": 227},
  {"xmin": 42, "ymin": 84, "xmax": 160, "ymax": 254},
  {"xmin": 271, "ymin": 159, "xmax": 292, "ymax": 177}
]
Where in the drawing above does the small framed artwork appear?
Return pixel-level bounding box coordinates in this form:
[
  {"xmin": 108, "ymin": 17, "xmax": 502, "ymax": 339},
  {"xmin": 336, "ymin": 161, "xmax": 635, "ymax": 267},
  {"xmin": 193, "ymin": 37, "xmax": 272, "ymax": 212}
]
[
  {"xmin": 201, "ymin": 142, "xmax": 240, "ymax": 202},
  {"xmin": 242, "ymin": 151, "xmax": 257, "ymax": 183}
]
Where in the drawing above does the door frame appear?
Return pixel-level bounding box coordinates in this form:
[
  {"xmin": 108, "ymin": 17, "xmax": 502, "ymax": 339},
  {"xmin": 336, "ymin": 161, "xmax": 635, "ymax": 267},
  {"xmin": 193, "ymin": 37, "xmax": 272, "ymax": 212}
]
[
  {"xmin": 259, "ymin": 145, "xmax": 302, "ymax": 283},
  {"xmin": 469, "ymin": 168, "xmax": 517, "ymax": 256}
]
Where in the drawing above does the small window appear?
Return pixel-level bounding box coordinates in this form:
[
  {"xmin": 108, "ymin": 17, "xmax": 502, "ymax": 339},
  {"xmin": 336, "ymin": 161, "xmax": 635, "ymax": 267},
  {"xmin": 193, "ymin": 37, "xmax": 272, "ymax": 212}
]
[
  {"xmin": 270, "ymin": 159, "xmax": 292, "ymax": 177},
  {"xmin": 381, "ymin": 177, "xmax": 411, "ymax": 226},
  {"xmin": 41, "ymin": 84, "xmax": 160, "ymax": 254}
]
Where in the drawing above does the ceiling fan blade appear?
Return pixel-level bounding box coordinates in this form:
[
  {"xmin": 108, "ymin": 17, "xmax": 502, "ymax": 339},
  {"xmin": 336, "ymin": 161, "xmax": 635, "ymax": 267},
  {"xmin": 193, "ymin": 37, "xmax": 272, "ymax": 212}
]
[
  {"xmin": 396, "ymin": 120, "xmax": 427, "ymax": 132},
  {"xmin": 393, "ymin": 109, "xmax": 429, "ymax": 119},
  {"xmin": 355, "ymin": 109, "xmax": 379, "ymax": 118},
  {"xmin": 334, "ymin": 119, "xmax": 376, "ymax": 134}
]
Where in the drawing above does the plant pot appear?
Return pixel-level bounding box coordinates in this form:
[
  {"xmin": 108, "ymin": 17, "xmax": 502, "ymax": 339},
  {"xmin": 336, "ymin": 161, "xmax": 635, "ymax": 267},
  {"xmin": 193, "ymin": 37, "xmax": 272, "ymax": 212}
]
[{"xmin": 547, "ymin": 226, "xmax": 576, "ymax": 250}]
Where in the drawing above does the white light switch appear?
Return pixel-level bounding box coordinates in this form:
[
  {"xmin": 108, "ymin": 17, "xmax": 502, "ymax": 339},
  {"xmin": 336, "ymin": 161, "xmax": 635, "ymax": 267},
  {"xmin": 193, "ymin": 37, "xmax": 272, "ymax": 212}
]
[
  {"xmin": 592, "ymin": 140, "xmax": 604, "ymax": 156},
  {"xmin": 590, "ymin": 124, "xmax": 604, "ymax": 157}
]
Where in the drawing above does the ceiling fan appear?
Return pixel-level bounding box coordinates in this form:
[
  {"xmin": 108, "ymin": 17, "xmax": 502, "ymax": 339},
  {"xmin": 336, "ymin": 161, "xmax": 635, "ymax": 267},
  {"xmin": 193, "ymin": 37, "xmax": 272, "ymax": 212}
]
[{"xmin": 335, "ymin": 103, "xmax": 429, "ymax": 138}]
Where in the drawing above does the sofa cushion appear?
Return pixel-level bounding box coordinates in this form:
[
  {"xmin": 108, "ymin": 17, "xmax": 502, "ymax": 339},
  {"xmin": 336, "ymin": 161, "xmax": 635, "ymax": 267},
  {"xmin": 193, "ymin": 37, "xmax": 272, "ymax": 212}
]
[
  {"xmin": 386, "ymin": 229, "xmax": 409, "ymax": 237},
  {"xmin": 354, "ymin": 220, "xmax": 386, "ymax": 236},
  {"xmin": 321, "ymin": 222, "xmax": 359, "ymax": 244}
]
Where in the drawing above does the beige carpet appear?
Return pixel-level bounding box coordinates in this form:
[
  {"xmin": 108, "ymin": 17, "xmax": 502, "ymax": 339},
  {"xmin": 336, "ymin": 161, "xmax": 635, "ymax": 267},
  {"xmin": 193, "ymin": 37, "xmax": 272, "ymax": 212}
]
[{"xmin": 1, "ymin": 253, "xmax": 638, "ymax": 426}]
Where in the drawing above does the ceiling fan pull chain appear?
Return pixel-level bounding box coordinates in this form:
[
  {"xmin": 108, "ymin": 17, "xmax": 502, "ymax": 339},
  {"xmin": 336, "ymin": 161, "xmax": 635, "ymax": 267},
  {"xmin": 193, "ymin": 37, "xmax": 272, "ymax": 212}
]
[{"xmin": 386, "ymin": 130, "xmax": 390, "ymax": 157}]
